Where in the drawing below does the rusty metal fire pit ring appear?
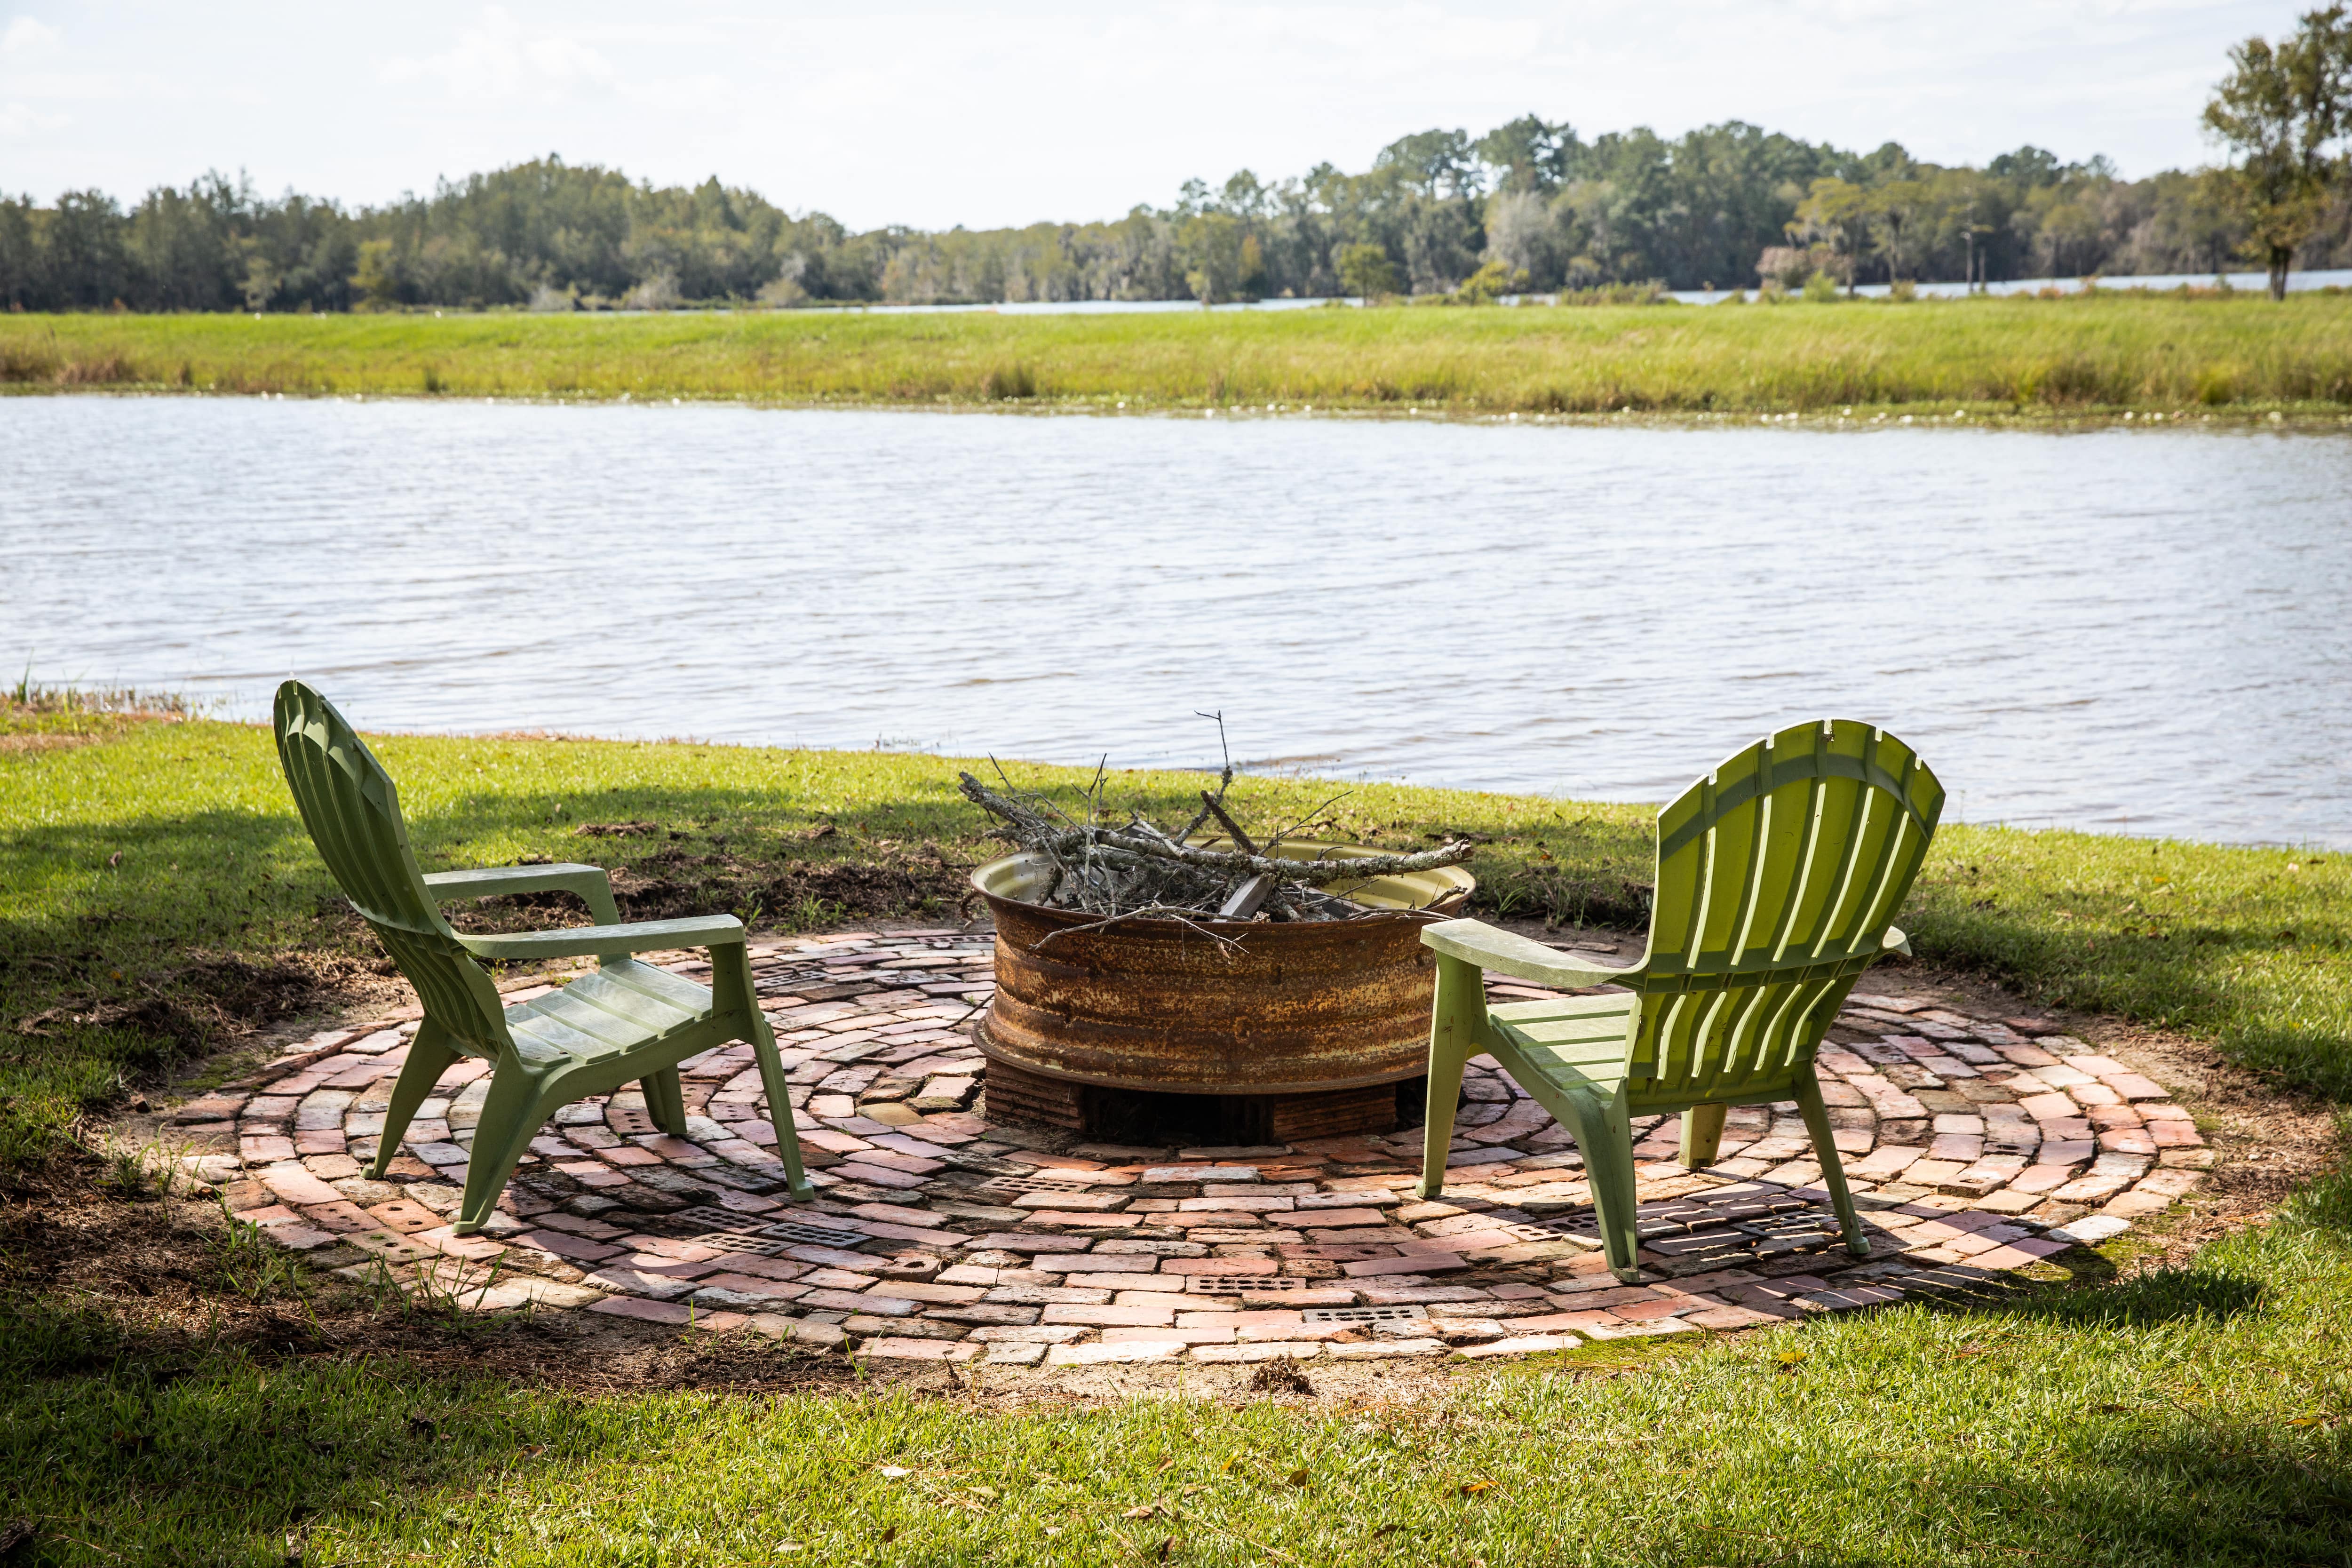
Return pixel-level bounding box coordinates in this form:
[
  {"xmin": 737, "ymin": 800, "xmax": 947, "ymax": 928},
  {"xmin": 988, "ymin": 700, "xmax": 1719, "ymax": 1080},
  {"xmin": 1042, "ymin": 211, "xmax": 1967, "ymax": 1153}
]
[{"xmin": 969, "ymin": 842, "xmax": 1473, "ymax": 1136}]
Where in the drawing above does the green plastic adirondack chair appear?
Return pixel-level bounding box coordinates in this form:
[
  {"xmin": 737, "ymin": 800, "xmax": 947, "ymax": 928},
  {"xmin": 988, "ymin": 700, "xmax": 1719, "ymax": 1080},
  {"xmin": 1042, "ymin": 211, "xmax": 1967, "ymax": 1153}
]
[
  {"xmin": 272, "ymin": 681, "xmax": 813, "ymax": 1234},
  {"xmin": 1418, "ymin": 719, "xmax": 1944, "ymax": 1281}
]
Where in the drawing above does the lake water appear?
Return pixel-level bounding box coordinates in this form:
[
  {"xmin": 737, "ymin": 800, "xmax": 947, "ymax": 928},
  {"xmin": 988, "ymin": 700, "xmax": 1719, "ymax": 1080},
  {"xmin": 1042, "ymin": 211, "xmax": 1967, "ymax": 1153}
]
[{"xmin": 5, "ymin": 397, "xmax": 2348, "ymax": 848}]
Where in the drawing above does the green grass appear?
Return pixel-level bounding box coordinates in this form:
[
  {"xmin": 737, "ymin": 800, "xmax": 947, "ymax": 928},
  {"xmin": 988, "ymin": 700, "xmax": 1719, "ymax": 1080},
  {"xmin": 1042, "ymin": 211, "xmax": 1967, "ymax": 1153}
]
[
  {"xmin": 6, "ymin": 711, "xmax": 2352, "ymax": 1563},
  {"xmin": 7, "ymin": 1174, "xmax": 2349, "ymax": 1565},
  {"xmin": 8, "ymin": 294, "xmax": 2352, "ymax": 417}
]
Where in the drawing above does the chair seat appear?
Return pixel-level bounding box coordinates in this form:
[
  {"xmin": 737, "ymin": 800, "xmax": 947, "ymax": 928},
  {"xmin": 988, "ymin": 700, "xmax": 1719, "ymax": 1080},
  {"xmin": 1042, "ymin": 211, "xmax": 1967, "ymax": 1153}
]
[
  {"xmin": 1489, "ymin": 993, "xmax": 1639, "ymax": 1093},
  {"xmin": 504, "ymin": 959, "xmax": 716, "ymax": 1067},
  {"xmin": 1489, "ymin": 993, "xmax": 1800, "ymax": 1110}
]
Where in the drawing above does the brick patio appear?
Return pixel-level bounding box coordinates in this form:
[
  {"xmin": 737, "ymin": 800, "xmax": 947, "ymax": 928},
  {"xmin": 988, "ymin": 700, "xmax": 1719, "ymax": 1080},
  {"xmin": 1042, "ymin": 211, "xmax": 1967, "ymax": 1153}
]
[{"xmin": 163, "ymin": 927, "xmax": 2210, "ymax": 1368}]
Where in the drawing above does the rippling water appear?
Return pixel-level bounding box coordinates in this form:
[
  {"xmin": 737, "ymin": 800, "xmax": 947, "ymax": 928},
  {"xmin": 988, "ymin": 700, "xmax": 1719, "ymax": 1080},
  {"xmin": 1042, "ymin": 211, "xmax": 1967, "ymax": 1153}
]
[{"xmin": 5, "ymin": 397, "xmax": 2348, "ymax": 847}]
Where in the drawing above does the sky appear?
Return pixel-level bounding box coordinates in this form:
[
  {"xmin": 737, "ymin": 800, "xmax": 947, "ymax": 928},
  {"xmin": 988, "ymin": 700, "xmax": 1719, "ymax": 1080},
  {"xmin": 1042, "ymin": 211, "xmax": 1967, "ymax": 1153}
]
[{"xmin": 0, "ymin": 1, "xmax": 2299, "ymax": 231}]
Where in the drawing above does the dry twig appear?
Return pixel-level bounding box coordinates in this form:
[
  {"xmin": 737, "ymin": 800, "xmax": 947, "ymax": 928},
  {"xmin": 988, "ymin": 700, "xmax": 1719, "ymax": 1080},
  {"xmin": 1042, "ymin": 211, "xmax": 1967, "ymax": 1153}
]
[{"xmin": 958, "ymin": 753, "xmax": 1471, "ymax": 924}]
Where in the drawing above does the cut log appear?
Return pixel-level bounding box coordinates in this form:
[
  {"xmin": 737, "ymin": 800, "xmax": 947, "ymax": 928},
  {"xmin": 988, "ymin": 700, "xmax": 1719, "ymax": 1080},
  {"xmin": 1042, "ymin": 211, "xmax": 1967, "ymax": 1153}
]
[{"xmin": 1218, "ymin": 872, "xmax": 1276, "ymax": 920}]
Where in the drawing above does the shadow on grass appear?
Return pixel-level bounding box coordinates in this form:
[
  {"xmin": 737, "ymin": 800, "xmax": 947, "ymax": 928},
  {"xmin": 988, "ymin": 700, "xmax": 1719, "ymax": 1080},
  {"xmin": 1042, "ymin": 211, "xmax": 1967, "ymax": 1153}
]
[{"xmin": 1890, "ymin": 1243, "xmax": 2270, "ymax": 1329}]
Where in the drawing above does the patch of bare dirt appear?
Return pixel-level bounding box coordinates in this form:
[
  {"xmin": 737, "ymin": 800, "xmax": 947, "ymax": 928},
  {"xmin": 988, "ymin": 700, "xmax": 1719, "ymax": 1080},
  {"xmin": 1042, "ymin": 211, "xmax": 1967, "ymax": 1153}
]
[
  {"xmin": 0, "ymin": 1156, "xmax": 856, "ymax": 1394},
  {"xmin": 14, "ymin": 948, "xmax": 402, "ymax": 1054}
]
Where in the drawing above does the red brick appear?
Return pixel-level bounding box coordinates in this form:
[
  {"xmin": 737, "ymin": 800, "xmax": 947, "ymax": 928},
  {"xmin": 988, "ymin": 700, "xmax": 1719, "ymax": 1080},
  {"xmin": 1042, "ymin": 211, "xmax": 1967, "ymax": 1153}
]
[
  {"xmin": 1160, "ymin": 1256, "xmax": 1273, "ymax": 1277},
  {"xmin": 864, "ymin": 1280, "xmax": 986, "ymax": 1305},
  {"xmin": 1024, "ymin": 1211, "xmax": 1143, "ymax": 1229},
  {"xmin": 1041, "ymin": 1302, "xmax": 1178, "ymax": 1328},
  {"xmin": 259, "ymin": 1166, "xmax": 343, "ymax": 1207},
  {"xmin": 857, "ymin": 1337, "xmax": 979, "ymax": 1362},
  {"xmin": 1293, "ymin": 1208, "xmax": 1390, "ymax": 1229},
  {"xmin": 521, "ymin": 1228, "xmax": 623, "ymax": 1262},
  {"xmin": 589, "ymin": 1296, "xmax": 696, "ymax": 1325},
  {"xmin": 297, "ymin": 1200, "xmax": 380, "ymax": 1234},
  {"xmin": 1343, "ymin": 1251, "xmax": 1466, "ymax": 1277}
]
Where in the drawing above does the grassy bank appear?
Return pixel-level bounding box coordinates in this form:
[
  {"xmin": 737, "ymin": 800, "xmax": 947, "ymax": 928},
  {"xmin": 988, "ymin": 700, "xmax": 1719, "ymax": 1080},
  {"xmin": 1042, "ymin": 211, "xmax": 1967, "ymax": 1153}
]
[
  {"xmin": 5, "ymin": 707, "xmax": 2349, "ymax": 1166},
  {"xmin": 9, "ymin": 1188, "xmax": 2352, "ymax": 1563},
  {"xmin": 8, "ymin": 294, "xmax": 2352, "ymax": 417}
]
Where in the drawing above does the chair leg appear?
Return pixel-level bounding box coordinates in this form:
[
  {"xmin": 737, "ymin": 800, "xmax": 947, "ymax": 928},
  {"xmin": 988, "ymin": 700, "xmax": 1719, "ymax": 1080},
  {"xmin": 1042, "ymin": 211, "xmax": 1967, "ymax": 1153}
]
[
  {"xmin": 1794, "ymin": 1071, "xmax": 1870, "ymax": 1258},
  {"xmin": 720, "ymin": 943, "xmax": 813, "ymax": 1202},
  {"xmin": 455, "ymin": 1059, "xmax": 550, "ymax": 1235},
  {"xmin": 369, "ymin": 1018, "xmax": 458, "ymax": 1180},
  {"xmin": 1678, "ymin": 1105, "xmax": 1728, "ymax": 1169},
  {"xmin": 641, "ymin": 1067, "xmax": 688, "ymax": 1137},
  {"xmin": 1566, "ymin": 1095, "xmax": 1644, "ymax": 1281},
  {"xmin": 750, "ymin": 1016, "xmax": 813, "ymax": 1201},
  {"xmin": 1417, "ymin": 955, "xmax": 1483, "ymax": 1200}
]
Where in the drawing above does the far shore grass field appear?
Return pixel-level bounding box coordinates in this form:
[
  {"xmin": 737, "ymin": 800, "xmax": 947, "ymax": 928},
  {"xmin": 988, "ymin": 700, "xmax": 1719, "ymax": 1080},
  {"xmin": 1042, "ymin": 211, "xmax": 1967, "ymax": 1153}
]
[
  {"xmin": 4, "ymin": 700, "xmax": 2350, "ymax": 1561},
  {"xmin": 8, "ymin": 292, "xmax": 2352, "ymax": 418}
]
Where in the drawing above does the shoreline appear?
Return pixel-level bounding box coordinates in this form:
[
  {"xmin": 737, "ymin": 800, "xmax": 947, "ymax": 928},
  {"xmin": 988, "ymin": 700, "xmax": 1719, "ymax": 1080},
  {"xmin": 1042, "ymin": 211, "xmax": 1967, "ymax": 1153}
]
[{"xmin": 8, "ymin": 383, "xmax": 2348, "ymax": 432}]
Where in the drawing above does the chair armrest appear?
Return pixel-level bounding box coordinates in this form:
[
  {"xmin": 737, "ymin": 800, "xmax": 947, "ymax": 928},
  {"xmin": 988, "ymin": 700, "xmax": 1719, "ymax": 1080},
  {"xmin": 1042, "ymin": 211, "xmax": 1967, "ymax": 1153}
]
[
  {"xmin": 1882, "ymin": 924, "xmax": 1912, "ymax": 958},
  {"xmin": 458, "ymin": 915, "xmax": 745, "ymax": 963},
  {"xmin": 424, "ymin": 864, "xmax": 622, "ymax": 925},
  {"xmin": 1420, "ymin": 918, "xmax": 1642, "ymax": 988}
]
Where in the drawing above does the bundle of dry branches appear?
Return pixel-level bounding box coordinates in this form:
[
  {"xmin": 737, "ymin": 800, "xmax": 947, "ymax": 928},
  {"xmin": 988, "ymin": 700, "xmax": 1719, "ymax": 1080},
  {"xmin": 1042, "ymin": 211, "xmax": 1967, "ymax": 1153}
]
[{"xmin": 958, "ymin": 751, "xmax": 1472, "ymax": 925}]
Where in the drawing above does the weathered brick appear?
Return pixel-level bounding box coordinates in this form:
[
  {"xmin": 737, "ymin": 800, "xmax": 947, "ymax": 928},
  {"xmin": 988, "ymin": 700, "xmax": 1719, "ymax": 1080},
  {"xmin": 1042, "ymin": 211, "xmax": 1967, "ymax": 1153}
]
[
  {"xmin": 857, "ymin": 1337, "xmax": 980, "ymax": 1362},
  {"xmin": 1191, "ymin": 1341, "xmax": 1323, "ymax": 1363},
  {"xmin": 1454, "ymin": 1333, "xmax": 1582, "ymax": 1358},
  {"xmin": 1044, "ymin": 1339, "xmax": 1187, "ymax": 1365},
  {"xmin": 1041, "ymin": 1302, "xmax": 1178, "ymax": 1327},
  {"xmin": 862, "ymin": 1280, "xmax": 987, "ymax": 1305},
  {"xmin": 1327, "ymin": 1337, "xmax": 1448, "ymax": 1359}
]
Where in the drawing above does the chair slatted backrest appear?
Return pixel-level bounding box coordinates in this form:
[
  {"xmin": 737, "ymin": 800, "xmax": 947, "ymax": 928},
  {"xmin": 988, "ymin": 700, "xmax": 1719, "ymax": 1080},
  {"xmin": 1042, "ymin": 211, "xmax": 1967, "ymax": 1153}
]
[
  {"xmin": 1622, "ymin": 719, "xmax": 1943, "ymax": 1097},
  {"xmin": 273, "ymin": 680, "xmax": 510, "ymax": 1056}
]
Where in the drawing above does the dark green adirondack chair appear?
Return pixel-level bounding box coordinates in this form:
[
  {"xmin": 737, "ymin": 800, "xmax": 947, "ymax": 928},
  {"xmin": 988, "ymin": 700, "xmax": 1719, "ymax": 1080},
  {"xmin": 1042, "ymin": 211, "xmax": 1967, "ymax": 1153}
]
[
  {"xmin": 272, "ymin": 681, "xmax": 812, "ymax": 1234},
  {"xmin": 1418, "ymin": 719, "xmax": 1943, "ymax": 1281}
]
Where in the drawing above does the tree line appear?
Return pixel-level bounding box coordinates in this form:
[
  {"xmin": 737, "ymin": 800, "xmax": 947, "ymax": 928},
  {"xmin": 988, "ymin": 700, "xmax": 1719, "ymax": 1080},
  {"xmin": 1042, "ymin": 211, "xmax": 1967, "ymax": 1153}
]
[{"xmin": 5, "ymin": 9, "xmax": 2349, "ymax": 312}]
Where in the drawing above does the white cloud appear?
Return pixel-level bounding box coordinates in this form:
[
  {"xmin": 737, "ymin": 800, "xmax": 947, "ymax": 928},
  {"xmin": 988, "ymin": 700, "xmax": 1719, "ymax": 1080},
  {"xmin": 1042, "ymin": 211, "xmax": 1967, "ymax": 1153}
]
[
  {"xmin": 0, "ymin": 16, "xmax": 62, "ymax": 56},
  {"xmin": 0, "ymin": 97, "xmax": 66, "ymax": 136},
  {"xmin": 381, "ymin": 6, "xmax": 616, "ymax": 101}
]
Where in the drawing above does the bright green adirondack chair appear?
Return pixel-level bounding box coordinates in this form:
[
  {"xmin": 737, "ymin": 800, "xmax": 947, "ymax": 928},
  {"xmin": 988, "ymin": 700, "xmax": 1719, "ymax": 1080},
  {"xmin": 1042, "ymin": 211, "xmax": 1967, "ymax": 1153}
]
[
  {"xmin": 272, "ymin": 681, "xmax": 813, "ymax": 1234},
  {"xmin": 1418, "ymin": 719, "xmax": 1944, "ymax": 1281}
]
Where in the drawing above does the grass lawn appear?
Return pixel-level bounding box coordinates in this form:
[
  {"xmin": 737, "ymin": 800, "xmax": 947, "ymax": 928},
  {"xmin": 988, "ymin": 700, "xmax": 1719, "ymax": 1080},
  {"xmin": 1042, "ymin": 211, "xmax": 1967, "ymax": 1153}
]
[
  {"xmin": 8, "ymin": 1197, "xmax": 2351, "ymax": 1565},
  {"xmin": 4, "ymin": 703, "xmax": 2350, "ymax": 1563},
  {"xmin": 7, "ymin": 293, "xmax": 2352, "ymax": 419}
]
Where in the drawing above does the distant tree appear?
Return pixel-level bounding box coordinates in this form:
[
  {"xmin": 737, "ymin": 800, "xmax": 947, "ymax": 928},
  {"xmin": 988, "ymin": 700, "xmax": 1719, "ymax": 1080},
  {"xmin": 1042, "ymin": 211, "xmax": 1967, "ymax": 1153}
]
[
  {"xmin": 1374, "ymin": 129, "xmax": 1481, "ymax": 199},
  {"xmin": 349, "ymin": 239, "xmax": 403, "ymax": 310},
  {"xmin": 1475, "ymin": 115, "xmax": 1577, "ymax": 193},
  {"xmin": 1987, "ymin": 145, "xmax": 2066, "ymax": 185},
  {"xmin": 1449, "ymin": 257, "xmax": 1526, "ymax": 303},
  {"xmin": 1866, "ymin": 178, "xmax": 1928, "ymax": 279},
  {"xmin": 1789, "ymin": 177, "xmax": 1871, "ymax": 294},
  {"xmin": 1335, "ymin": 240, "xmax": 1398, "ymax": 300},
  {"xmin": 0, "ymin": 194, "xmax": 37, "ymax": 309},
  {"xmin": 46, "ymin": 191, "xmax": 130, "ymax": 308},
  {"xmin": 1180, "ymin": 212, "xmax": 1253, "ymax": 303},
  {"xmin": 2204, "ymin": 4, "xmax": 2352, "ymax": 297}
]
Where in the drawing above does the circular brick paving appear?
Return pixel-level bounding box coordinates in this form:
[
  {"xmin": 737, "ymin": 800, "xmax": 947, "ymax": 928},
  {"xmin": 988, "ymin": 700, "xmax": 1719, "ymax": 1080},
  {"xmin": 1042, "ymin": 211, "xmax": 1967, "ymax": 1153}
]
[{"xmin": 164, "ymin": 928, "xmax": 2212, "ymax": 1370}]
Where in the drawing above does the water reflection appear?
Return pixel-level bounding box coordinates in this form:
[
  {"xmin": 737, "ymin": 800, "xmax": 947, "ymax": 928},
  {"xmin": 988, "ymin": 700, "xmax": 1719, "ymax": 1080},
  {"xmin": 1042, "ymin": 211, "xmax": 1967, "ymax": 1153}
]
[{"xmin": 3, "ymin": 398, "xmax": 2346, "ymax": 847}]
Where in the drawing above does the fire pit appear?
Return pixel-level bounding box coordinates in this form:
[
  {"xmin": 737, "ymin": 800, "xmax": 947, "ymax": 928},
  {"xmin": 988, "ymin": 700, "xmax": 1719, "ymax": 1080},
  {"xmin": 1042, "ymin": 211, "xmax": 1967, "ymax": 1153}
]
[{"xmin": 970, "ymin": 841, "xmax": 1474, "ymax": 1143}]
